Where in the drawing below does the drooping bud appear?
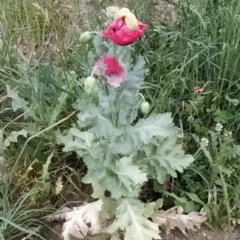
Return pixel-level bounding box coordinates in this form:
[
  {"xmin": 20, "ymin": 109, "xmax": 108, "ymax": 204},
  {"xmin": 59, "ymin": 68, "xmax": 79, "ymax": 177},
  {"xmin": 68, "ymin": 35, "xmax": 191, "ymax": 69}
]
[
  {"xmin": 140, "ymin": 101, "xmax": 150, "ymax": 114},
  {"xmin": 84, "ymin": 77, "xmax": 96, "ymax": 94},
  {"xmin": 79, "ymin": 31, "xmax": 92, "ymax": 43}
]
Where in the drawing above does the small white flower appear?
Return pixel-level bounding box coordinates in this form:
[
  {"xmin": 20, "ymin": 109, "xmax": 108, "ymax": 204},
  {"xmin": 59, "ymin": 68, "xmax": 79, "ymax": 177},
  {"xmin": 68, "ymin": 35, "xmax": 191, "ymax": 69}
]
[
  {"xmin": 177, "ymin": 128, "xmax": 184, "ymax": 139},
  {"xmin": 187, "ymin": 115, "xmax": 194, "ymax": 122},
  {"xmin": 145, "ymin": 69, "xmax": 150, "ymax": 75},
  {"xmin": 224, "ymin": 130, "xmax": 232, "ymax": 138},
  {"xmin": 200, "ymin": 137, "xmax": 209, "ymax": 147},
  {"xmin": 215, "ymin": 123, "xmax": 223, "ymax": 133}
]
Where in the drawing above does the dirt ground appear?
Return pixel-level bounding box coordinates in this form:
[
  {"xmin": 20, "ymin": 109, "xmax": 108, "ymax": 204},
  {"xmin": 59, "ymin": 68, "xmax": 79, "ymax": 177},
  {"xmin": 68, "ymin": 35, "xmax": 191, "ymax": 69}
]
[{"xmin": 48, "ymin": 225, "xmax": 240, "ymax": 240}]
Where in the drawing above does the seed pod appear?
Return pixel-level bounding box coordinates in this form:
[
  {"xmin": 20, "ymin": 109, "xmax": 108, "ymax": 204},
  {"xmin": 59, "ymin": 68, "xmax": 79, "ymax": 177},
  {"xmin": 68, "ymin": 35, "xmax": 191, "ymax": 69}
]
[
  {"xmin": 79, "ymin": 31, "xmax": 92, "ymax": 43},
  {"xmin": 106, "ymin": 6, "xmax": 120, "ymax": 19},
  {"xmin": 141, "ymin": 101, "xmax": 150, "ymax": 114},
  {"xmin": 84, "ymin": 77, "xmax": 96, "ymax": 94}
]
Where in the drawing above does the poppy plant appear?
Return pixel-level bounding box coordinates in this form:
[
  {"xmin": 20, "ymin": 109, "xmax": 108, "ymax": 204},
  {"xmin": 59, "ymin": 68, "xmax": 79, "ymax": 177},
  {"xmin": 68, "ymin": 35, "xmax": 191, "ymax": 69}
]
[
  {"xmin": 94, "ymin": 55, "xmax": 125, "ymax": 88},
  {"xmin": 101, "ymin": 16, "xmax": 147, "ymax": 46}
]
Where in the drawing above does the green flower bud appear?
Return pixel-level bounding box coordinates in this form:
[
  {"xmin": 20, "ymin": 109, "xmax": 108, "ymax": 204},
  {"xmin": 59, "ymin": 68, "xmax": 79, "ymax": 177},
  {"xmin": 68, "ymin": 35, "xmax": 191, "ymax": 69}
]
[
  {"xmin": 79, "ymin": 31, "xmax": 92, "ymax": 43},
  {"xmin": 141, "ymin": 101, "xmax": 150, "ymax": 114},
  {"xmin": 84, "ymin": 77, "xmax": 96, "ymax": 94}
]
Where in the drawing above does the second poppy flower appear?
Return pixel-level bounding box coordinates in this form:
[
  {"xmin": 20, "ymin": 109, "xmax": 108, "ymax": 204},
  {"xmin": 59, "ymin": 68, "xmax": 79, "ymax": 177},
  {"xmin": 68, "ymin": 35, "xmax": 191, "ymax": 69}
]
[{"xmin": 94, "ymin": 55, "xmax": 125, "ymax": 88}]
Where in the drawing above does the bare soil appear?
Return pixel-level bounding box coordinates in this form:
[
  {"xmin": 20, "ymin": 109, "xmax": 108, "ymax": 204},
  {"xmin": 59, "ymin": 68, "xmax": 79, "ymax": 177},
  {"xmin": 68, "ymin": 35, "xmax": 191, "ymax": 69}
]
[{"xmin": 47, "ymin": 226, "xmax": 240, "ymax": 240}]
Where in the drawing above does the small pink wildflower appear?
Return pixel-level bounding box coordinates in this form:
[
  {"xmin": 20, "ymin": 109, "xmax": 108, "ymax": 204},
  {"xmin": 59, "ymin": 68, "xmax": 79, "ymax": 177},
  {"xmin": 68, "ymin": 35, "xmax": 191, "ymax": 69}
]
[
  {"xmin": 164, "ymin": 181, "xmax": 172, "ymax": 190},
  {"xmin": 194, "ymin": 86, "xmax": 203, "ymax": 93}
]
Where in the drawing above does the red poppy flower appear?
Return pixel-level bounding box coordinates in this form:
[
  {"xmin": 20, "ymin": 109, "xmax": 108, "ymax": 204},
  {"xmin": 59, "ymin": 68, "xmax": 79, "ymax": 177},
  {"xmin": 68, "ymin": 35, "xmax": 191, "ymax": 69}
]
[
  {"xmin": 164, "ymin": 181, "xmax": 172, "ymax": 190},
  {"xmin": 194, "ymin": 86, "xmax": 203, "ymax": 93},
  {"xmin": 101, "ymin": 17, "xmax": 147, "ymax": 46},
  {"xmin": 94, "ymin": 55, "xmax": 125, "ymax": 88}
]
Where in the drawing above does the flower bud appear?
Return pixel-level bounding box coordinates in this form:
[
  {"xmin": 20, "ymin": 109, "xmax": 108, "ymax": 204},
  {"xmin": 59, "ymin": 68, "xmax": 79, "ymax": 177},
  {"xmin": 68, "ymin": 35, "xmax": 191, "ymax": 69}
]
[
  {"xmin": 141, "ymin": 101, "xmax": 150, "ymax": 114},
  {"xmin": 84, "ymin": 77, "xmax": 96, "ymax": 94},
  {"xmin": 79, "ymin": 31, "xmax": 92, "ymax": 43}
]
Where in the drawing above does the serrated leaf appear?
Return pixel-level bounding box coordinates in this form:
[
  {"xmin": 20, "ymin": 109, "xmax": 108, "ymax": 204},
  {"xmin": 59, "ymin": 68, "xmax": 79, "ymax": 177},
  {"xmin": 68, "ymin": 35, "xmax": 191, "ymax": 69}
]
[
  {"xmin": 117, "ymin": 56, "xmax": 146, "ymax": 126},
  {"xmin": 97, "ymin": 87, "xmax": 117, "ymax": 115},
  {"xmin": 116, "ymin": 114, "xmax": 177, "ymax": 155},
  {"xmin": 137, "ymin": 137, "xmax": 194, "ymax": 183},
  {"xmin": 115, "ymin": 156, "xmax": 147, "ymax": 192},
  {"xmin": 143, "ymin": 199, "xmax": 164, "ymax": 218},
  {"xmin": 77, "ymin": 104, "xmax": 99, "ymax": 127},
  {"xmin": 128, "ymin": 113, "xmax": 176, "ymax": 142},
  {"xmin": 6, "ymin": 85, "xmax": 29, "ymax": 111},
  {"xmin": 55, "ymin": 129, "xmax": 95, "ymax": 157},
  {"xmin": 152, "ymin": 206, "xmax": 207, "ymax": 235},
  {"xmin": 6, "ymin": 85, "xmax": 37, "ymax": 119},
  {"xmin": 91, "ymin": 115, "xmax": 122, "ymax": 139},
  {"xmin": 108, "ymin": 198, "xmax": 160, "ymax": 240},
  {"xmin": 83, "ymin": 156, "xmax": 142, "ymax": 199},
  {"xmin": 90, "ymin": 182, "xmax": 116, "ymax": 220},
  {"xmin": 3, "ymin": 129, "xmax": 28, "ymax": 148}
]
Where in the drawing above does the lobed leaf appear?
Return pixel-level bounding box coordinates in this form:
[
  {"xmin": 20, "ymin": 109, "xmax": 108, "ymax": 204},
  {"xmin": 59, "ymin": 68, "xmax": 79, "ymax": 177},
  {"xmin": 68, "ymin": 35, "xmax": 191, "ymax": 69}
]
[
  {"xmin": 137, "ymin": 137, "xmax": 194, "ymax": 183},
  {"xmin": 108, "ymin": 198, "xmax": 160, "ymax": 240},
  {"xmin": 152, "ymin": 206, "xmax": 207, "ymax": 235}
]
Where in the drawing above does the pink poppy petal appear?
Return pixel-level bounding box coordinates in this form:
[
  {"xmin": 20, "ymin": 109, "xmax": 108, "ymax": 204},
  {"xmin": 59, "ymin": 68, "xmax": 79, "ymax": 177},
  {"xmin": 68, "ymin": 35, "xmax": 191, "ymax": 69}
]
[{"xmin": 106, "ymin": 74, "xmax": 125, "ymax": 87}]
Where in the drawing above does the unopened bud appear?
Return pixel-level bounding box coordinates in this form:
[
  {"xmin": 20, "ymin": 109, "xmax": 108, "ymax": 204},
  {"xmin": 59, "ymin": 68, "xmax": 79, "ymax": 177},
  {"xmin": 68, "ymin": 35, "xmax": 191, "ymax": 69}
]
[
  {"xmin": 79, "ymin": 31, "xmax": 92, "ymax": 43},
  {"xmin": 84, "ymin": 77, "xmax": 96, "ymax": 94},
  {"xmin": 141, "ymin": 101, "xmax": 150, "ymax": 114}
]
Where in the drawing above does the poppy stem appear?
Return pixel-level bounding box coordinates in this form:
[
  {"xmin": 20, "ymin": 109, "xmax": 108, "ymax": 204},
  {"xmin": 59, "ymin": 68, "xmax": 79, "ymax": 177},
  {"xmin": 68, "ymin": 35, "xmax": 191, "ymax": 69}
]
[
  {"xmin": 90, "ymin": 31, "xmax": 101, "ymax": 36},
  {"xmin": 135, "ymin": 93, "xmax": 146, "ymax": 102},
  {"xmin": 112, "ymin": 42, "xmax": 117, "ymax": 58}
]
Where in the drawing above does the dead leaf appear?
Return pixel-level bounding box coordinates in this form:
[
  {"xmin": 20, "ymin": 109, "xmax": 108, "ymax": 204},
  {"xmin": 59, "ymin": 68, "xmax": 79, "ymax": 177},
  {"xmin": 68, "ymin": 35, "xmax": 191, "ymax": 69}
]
[
  {"xmin": 50, "ymin": 200, "xmax": 103, "ymax": 240},
  {"xmin": 152, "ymin": 206, "xmax": 207, "ymax": 235}
]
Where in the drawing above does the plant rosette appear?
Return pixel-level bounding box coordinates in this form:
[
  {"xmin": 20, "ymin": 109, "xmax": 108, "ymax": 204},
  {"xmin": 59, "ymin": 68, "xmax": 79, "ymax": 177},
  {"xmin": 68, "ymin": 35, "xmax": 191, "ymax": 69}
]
[{"xmin": 55, "ymin": 9, "xmax": 195, "ymax": 240}]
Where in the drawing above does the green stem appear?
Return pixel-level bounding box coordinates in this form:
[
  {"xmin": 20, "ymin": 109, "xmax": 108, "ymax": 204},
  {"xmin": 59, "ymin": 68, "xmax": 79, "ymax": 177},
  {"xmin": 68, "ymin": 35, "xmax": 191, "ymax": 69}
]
[
  {"xmin": 113, "ymin": 42, "xmax": 116, "ymax": 57},
  {"xmin": 135, "ymin": 93, "xmax": 146, "ymax": 102}
]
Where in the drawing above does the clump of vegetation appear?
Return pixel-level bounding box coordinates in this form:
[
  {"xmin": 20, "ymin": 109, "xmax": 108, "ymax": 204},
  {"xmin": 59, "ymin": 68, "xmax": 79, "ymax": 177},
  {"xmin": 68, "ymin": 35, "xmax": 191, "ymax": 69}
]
[{"xmin": 1, "ymin": 0, "xmax": 240, "ymax": 239}]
